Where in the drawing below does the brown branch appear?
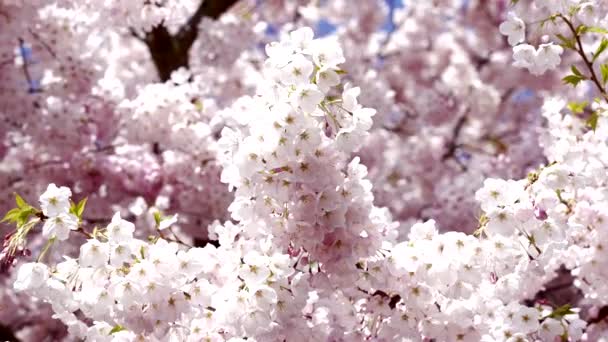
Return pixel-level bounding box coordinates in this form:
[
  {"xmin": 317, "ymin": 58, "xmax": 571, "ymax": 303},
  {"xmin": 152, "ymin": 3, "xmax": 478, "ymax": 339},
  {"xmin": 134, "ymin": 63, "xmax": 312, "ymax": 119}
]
[
  {"xmin": 27, "ymin": 28, "xmax": 57, "ymax": 59},
  {"xmin": 588, "ymin": 305, "xmax": 608, "ymax": 325},
  {"xmin": 560, "ymin": 15, "xmax": 608, "ymax": 102},
  {"xmin": 129, "ymin": 27, "xmax": 145, "ymax": 42},
  {"xmin": 178, "ymin": 0, "xmax": 240, "ymax": 48},
  {"xmin": 143, "ymin": 0, "xmax": 240, "ymax": 81},
  {"xmin": 441, "ymin": 113, "xmax": 469, "ymax": 163}
]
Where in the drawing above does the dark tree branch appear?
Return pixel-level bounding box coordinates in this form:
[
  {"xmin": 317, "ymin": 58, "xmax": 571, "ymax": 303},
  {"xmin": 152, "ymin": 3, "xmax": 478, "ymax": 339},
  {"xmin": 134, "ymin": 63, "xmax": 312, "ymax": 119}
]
[
  {"xmin": 441, "ymin": 113, "xmax": 468, "ymax": 163},
  {"xmin": 178, "ymin": 0, "xmax": 240, "ymax": 47},
  {"xmin": 142, "ymin": 0, "xmax": 240, "ymax": 81},
  {"xmin": 27, "ymin": 28, "xmax": 57, "ymax": 59},
  {"xmin": 0, "ymin": 323, "xmax": 19, "ymax": 342},
  {"xmin": 588, "ymin": 305, "xmax": 608, "ymax": 325},
  {"xmin": 129, "ymin": 27, "xmax": 145, "ymax": 42},
  {"xmin": 560, "ymin": 15, "xmax": 608, "ymax": 103}
]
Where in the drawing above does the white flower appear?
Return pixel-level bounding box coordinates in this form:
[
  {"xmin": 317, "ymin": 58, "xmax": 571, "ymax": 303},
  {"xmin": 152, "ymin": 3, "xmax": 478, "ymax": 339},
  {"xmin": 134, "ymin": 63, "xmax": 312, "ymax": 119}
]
[
  {"xmin": 294, "ymin": 84, "xmax": 324, "ymax": 113},
  {"xmin": 578, "ymin": 2, "xmax": 597, "ymax": 26},
  {"xmin": 512, "ymin": 43, "xmax": 563, "ymax": 75},
  {"xmin": 316, "ymin": 68, "xmax": 340, "ymax": 93},
  {"xmin": 509, "ymin": 306, "xmax": 540, "ymax": 334},
  {"xmin": 475, "ymin": 178, "xmax": 525, "ymax": 211},
  {"xmin": 79, "ymin": 239, "xmax": 110, "ymax": 268},
  {"xmin": 110, "ymin": 243, "xmax": 133, "ymax": 267},
  {"xmin": 265, "ymin": 41, "xmax": 295, "ymax": 68},
  {"xmin": 342, "ymin": 85, "xmax": 361, "ymax": 112},
  {"xmin": 158, "ymin": 214, "xmax": 178, "ymax": 231},
  {"xmin": 109, "ymin": 278, "xmax": 142, "ymax": 307},
  {"xmin": 279, "ymin": 54, "xmax": 314, "ymax": 85},
  {"xmin": 248, "ymin": 285, "xmax": 278, "ymax": 311},
  {"xmin": 39, "ymin": 183, "xmax": 71, "ymax": 217},
  {"xmin": 289, "ymin": 27, "xmax": 314, "ymax": 52},
  {"xmin": 535, "ymin": 43, "xmax": 563, "ymax": 74},
  {"xmin": 239, "ymin": 252, "xmax": 270, "ymax": 285},
  {"xmin": 539, "ymin": 318, "xmax": 564, "ymax": 341},
  {"xmin": 42, "ymin": 213, "xmax": 78, "ymax": 241},
  {"xmin": 106, "ymin": 212, "xmax": 135, "ymax": 242},
  {"xmin": 14, "ymin": 262, "xmax": 49, "ymax": 292},
  {"xmin": 408, "ymin": 219, "xmax": 437, "ymax": 240},
  {"xmin": 499, "ymin": 12, "xmax": 526, "ymax": 46},
  {"xmin": 512, "ymin": 44, "xmax": 537, "ymax": 71},
  {"xmin": 170, "ymin": 67, "xmax": 190, "ymax": 85},
  {"xmin": 309, "ymin": 37, "xmax": 345, "ymax": 68},
  {"xmin": 353, "ymin": 107, "xmax": 375, "ymax": 131},
  {"xmin": 486, "ymin": 208, "xmax": 517, "ymax": 236}
]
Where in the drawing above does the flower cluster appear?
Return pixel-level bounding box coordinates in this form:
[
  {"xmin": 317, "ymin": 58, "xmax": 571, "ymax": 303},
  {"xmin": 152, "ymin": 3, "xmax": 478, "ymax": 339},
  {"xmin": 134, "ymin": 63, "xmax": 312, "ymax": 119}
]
[
  {"xmin": 39, "ymin": 184, "xmax": 78, "ymax": 241},
  {"xmin": 12, "ymin": 24, "xmax": 608, "ymax": 341},
  {"xmin": 8, "ymin": 27, "xmax": 397, "ymax": 341},
  {"xmin": 500, "ymin": 0, "xmax": 608, "ymax": 77},
  {"xmin": 4, "ymin": 0, "xmax": 608, "ymax": 340}
]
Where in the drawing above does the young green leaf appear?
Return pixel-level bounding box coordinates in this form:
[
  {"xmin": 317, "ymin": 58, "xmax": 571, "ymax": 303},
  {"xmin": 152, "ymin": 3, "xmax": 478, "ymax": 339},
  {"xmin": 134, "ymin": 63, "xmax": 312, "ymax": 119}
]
[
  {"xmin": 14, "ymin": 193, "xmax": 27, "ymax": 209},
  {"xmin": 571, "ymin": 65, "xmax": 584, "ymax": 77},
  {"xmin": 562, "ymin": 74, "xmax": 586, "ymax": 87},
  {"xmin": 576, "ymin": 25, "xmax": 588, "ymax": 36},
  {"xmin": 75, "ymin": 197, "xmax": 88, "ymax": 218},
  {"xmin": 1, "ymin": 208, "xmax": 21, "ymax": 223},
  {"xmin": 555, "ymin": 34, "xmax": 576, "ymax": 50},
  {"xmin": 109, "ymin": 325, "xmax": 126, "ymax": 334},
  {"xmin": 153, "ymin": 211, "xmax": 162, "ymax": 228},
  {"xmin": 593, "ymin": 38, "xmax": 608, "ymax": 63},
  {"xmin": 587, "ymin": 111, "xmax": 599, "ymax": 131},
  {"xmin": 567, "ymin": 100, "xmax": 588, "ymax": 114},
  {"xmin": 601, "ymin": 63, "xmax": 608, "ymax": 85},
  {"xmin": 588, "ymin": 26, "xmax": 608, "ymax": 34},
  {"xmin": 546, "ymin": 304, "xmax": 575, "ymax": 320}
]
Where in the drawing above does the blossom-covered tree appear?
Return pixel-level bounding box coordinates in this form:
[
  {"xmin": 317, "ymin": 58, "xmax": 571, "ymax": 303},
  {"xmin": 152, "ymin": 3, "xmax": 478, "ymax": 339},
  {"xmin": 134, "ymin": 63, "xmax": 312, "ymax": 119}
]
[{"xmin": 2, "ymin": 0, "xmax": 608, "ymax": 341}]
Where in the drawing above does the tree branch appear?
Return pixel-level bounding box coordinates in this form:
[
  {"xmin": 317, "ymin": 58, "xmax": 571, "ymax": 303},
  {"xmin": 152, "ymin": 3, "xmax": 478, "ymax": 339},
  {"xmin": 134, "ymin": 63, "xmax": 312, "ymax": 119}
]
[
  {"xmin": 179, "ymin": 0, "xmax": 240, "ymax": 49},
  {"xmin": 142, "ymin": 0, "xmax": 240, "ymax": 81},
  {"xmin": 560, "ymin": 15, "xmax": 608, "ymax": 103}
]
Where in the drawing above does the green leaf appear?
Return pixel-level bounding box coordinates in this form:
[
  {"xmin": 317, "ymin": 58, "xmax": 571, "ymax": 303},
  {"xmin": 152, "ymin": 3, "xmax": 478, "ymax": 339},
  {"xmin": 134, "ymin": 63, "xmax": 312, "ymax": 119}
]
[
  {"xmin": 555, "ymin": 34, "xmax": 576, "ymax": 50},
  {"xmin": 567, "ymin": 100, "xmax": 588, "ymax": 114},
  {"xmin": 75, "ymin": 198, "xmax": 87, "ymax": 218},
  {"xmin": 601, "ymin": 63, "xmax": 608, "ymax": 84},
  {"xmin": 69, "ymin": 198, "xmax": 88, "ymax": 219},
  {"xmin": 1, "ymin": 208, "xmax": 21, "ymax": 223},
  {"xmin": 569, "ymin": 5, "xmax": 582, "ymax": 18},
  {"xmin": 593, "ymin": 38, "xmax": 608, "ymax": 63},
  {"xmin": 109, "ymin": 325, "xmax": 126, "ymax": 335},
  {"xmin": 562, "ymin": 74, "xmax": 586, "ymax": 87},
  {"xmin": 571, "ymin": 65, "xmax": 584, "ymax": 77},
  {"xmin": 547, "ymin": 304, "xmax": 575, "ymax": 320},
  {"xmin": 194, "ymin": 99, "xmax": 204, "ymax": 112},
  {"xmin": 153, "ymin": 211, "xmax": 162, "ymax": 228},
  {"xmin": 588, "ymin": 26, "xmax": 608, "ymax": 34},
  {"xmin": 576, "ymin": 25, "xmax": 588, "ymax": 36},
  {"xmin": 14, "ymin": 194, "xmax": 27, "ymax": 209},
  {"xmin": 587, "ymin": 111, "xmax": 599, "ymax": 131},
  {"xmin": 16, "ymin": 207, "xmax": 36, "ymax": 227}
]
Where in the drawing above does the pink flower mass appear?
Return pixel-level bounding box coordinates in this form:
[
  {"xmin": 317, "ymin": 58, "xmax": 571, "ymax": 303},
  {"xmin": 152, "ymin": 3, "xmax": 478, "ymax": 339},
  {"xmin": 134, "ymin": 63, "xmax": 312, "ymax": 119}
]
[{"xmin": 2, "ymin": 0, "xmax": 608, "ymax": 341}]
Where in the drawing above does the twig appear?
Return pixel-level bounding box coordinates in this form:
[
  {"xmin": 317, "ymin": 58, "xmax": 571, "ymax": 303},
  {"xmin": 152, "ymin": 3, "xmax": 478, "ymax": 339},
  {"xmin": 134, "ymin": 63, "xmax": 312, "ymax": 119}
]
[
  {"xmin": 27, "ymin": 28, "xmax": 57, "ymax": 59},
  {"xmin": 560, "ymin": 15, "xmax": 608, "ymax": 102},
  {"xmin": 177, "ymin": 0, "xmax": 240, "ymax": 50},
  {"xmin": 441, "ymin": 113, "xmax": 468, "ymax": 162}
]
